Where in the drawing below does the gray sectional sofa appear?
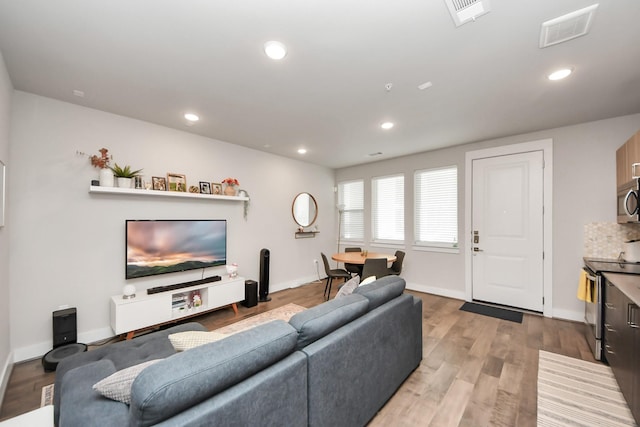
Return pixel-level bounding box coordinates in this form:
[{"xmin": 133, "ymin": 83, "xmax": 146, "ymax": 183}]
[{"xmin": 54, "ymin": 275, "xmax": 422, "ymax": 426}]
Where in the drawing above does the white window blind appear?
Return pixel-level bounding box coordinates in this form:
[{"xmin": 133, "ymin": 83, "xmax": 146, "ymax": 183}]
[
  {"xmin": 414, "ymin": 166, "xmax": 458, "ymax": 247},
  {"xmin": 372, "ymin": 174, "xmax": 404, "ymax": 242},
  {"xmin": 338, "ymin": 180, "xmax": 364, "ymax": 240}
]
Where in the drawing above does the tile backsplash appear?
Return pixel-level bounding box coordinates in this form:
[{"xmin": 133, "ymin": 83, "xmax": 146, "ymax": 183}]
[{"xmin": 584, "ymin": 222, "xmax": 640, "ymax": 259}]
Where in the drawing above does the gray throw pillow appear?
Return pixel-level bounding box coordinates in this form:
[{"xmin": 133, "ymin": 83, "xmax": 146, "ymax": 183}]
[{"xmin": 334, "ymin": 275, "xmax": 360, "ymax": 299}]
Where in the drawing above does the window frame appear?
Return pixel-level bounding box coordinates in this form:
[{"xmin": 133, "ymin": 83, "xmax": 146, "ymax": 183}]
[
  {"xmin": 413, "ymin": 165, "xmax": 459, "ymax": 253},
  {"xmin": 371, "ymin": 173, "xmax": 405, "ymax": 245}
]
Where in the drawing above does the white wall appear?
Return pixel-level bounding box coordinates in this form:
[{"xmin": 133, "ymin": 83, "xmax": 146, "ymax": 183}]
[
  {"xmin": 0, "ymin": 51, "xmax": 12, "ymax": 405},
  {"xmin": 336, "ymin": 114, "xmax": 640, "ymax": 320},
  {"xmin": 8, "ymin": 91, "xmax": 335, "ymax": 361}
]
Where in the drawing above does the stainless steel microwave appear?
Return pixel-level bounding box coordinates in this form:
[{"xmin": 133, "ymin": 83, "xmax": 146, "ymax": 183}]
[{"xmin": 618, "ymin": 179, "xmax": 640, "ymax": 223}]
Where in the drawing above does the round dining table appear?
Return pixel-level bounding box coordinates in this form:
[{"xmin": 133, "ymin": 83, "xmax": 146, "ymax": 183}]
[{"xmin": 331, "ymin": 251, "xmax": 396, "ymax": 265}]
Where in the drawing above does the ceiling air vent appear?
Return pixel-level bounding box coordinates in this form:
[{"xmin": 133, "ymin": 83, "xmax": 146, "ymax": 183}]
[
  {"xmin": 539, "ymin": 4, "xmax": 599, "ymax": 48},
  {"xmin": 444, "ymin": 0, "xmax": 491, "ymax": 27}
]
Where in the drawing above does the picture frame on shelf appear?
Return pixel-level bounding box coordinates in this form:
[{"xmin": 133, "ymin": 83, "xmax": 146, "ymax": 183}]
[
  {"xmin": 211, "ymin": 183, "xmax": 223, "ymax": 195},
  {"xmin": 199, "ymin": 181, "xmax": 211, "ymax": 194},
  {"xmin": 167, "ymin": 173, "xmax": 187, "ymax": 192},
  {"xmin": 152, "ymin": 176, "xmax": 167, "ymax": 191}
]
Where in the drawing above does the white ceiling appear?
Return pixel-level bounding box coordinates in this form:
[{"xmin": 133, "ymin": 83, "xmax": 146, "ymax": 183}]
[{"xmin": 0, "ymin": 0, "xmax": 639, "ymax": 169}]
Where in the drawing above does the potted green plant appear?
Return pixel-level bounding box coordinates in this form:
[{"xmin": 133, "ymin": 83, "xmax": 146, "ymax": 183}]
[{"xmin": 110, "ymin": 163, "xmax": 143, "ymax": 188}]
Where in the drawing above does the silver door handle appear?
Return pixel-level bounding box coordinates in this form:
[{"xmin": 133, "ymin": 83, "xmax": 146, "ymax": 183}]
[{"xmin": 473, "ymin": 247, "xmax": 483, "ymax": 252}]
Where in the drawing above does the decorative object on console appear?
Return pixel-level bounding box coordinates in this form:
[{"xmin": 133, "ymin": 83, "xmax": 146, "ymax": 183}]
[
  {"xmin": 222, "ymin": 177, "xmax": 239, "ymax": 196},
  {"xmin": 188, "ymin": 185, "xmax": 199, "ymax": 193},
  {"xmin": 122, "ymin": 284, "xmax": 136, "ymax": 299},
  {"xmin": 211, "ymin": 182, "xmax": 222, "ymax": 195},
  {"xmin": 167, "ymin": 173, "xmax": 187, "ymax": 192},
  {"xmin": 199, "ymin": 181, "xmax": 211, "ymax": 194},
  {"xmin": 152, "ymin": 176, "xmax": 166, "ymax": 191},
  {"xmin": 226, "ymin": 263, "xmax": 238, "ymax": 278}
]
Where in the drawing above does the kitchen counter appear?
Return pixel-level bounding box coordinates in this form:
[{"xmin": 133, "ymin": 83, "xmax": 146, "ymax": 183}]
[{"xmin": 603, "ymin": 272, "xmax": 640, "ymax": 306}]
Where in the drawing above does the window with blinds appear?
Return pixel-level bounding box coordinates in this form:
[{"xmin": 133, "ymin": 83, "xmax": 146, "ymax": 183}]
[
  {"xmin": 414, "ymin": 166, "xmax": 458, "ymax": 248},
  {"xmin": 372, "ymin": 174, "xmax": 404, "ymax": 243},
  {"xmin": 337, "ymin": 180, "xmax": 364, "ymax": 240}
]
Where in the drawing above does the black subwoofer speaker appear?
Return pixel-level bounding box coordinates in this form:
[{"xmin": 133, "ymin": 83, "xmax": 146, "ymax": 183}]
[
  {"xmin": 258, "ymin": 248, "xmax": 271, "ymax": 302},
  {"xmin": 243, "ymin": 280, "xmax": 258, "ymax": 307}
]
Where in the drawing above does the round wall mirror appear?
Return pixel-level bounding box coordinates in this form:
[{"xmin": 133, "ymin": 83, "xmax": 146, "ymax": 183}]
[{"xmin": 292, "ymin": 192, "xmax": 318, "ymax": 227}]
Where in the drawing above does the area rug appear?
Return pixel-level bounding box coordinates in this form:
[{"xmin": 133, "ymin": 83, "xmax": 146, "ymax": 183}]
[
  {"xmin": 41, "ymin": 383, "xmax": 54, "ymax": 407},
  {"xmin": 459, "ymin": 301, "xmax": 523, "ymax": 323},
  {"xmin": 537, "ymin": 350, "xmax": 636, "ymax": 426},
  {"xmin": 213, "ymin": 303, "xmax": 306, "ymax": 335}
]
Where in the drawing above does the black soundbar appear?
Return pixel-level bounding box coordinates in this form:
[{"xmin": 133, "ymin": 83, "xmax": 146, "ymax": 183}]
[{"xmin": 146, "ymin": 275, "xmax": 222, "ymax": 295}]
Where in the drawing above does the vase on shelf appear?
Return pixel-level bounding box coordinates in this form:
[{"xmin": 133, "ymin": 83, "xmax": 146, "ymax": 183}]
[
  {"xmin": 99, "ymin": 168, "xmax": 114, "ymax": 187},
  {"xmin": 224, "ymin": 185, "xmax": 237, "ymax": 196}
]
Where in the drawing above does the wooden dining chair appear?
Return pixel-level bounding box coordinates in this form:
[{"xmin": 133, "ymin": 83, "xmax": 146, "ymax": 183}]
[
  {"xmin": 321, "ymin": 253, "xmax": 352, "ymax": 300},
  {"xmin": 344, "ymin": 247, "xmax": 363, "ymax": 277},
  {"xmin": 361, "ymin": 258, "xmax": 389, "ymax": 282}
]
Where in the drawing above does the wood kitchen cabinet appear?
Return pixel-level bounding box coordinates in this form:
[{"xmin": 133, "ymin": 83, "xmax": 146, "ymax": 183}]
[
  {"xmin": 616, "ymin": 129, "xmax": 640, "ymax": 189},
  {"xmin": 603, "ymin": 275, "xmax": 640, "ymax": 423}
]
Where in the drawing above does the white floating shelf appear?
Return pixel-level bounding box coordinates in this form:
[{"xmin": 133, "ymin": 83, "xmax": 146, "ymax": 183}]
[{"xmin": 89, "ymin": 185, "xmax": 248, "ymax": 201}]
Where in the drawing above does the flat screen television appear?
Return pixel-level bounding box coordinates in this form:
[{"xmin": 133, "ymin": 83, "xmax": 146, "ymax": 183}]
[{"xmin": 126, "ymin": 219, "xmax": 227, "ymax": 279}]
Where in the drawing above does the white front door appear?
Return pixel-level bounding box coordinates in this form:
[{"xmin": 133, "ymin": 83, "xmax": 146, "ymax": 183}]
[{"xmin": 471, "ymin": 151, "xmax": 544, "ymax": 312}]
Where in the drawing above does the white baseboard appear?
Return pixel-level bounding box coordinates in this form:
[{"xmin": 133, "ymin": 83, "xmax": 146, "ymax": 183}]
[
  {"xmin": 12, "ymin": 327, "xmax": 114, "ymax": 363},
  {"xmin": 0, "ymin": 350, "xmax": 14, "ymax": 408},
  {"xmin": 406, "ymin": 281, "xmax": 466, "ymax": 301},
  {"xmin": 550, "ymin": 308, "xmax": 584, "ymax": 322}
]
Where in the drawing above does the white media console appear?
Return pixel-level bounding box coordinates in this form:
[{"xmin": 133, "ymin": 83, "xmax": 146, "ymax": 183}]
[{"xmin": 110, "ymin": 276, "xmax": 245, "ymax": 339}]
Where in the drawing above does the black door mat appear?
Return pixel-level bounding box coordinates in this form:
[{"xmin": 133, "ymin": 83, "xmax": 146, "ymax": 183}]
[{"xmin": 459, "ymin": 302, "xmax": 523, "ymax": 323}]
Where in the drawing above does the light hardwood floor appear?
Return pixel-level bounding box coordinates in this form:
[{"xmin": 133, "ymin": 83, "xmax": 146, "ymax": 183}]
[{"xmin": 0, "ymin": 279, "xmax": 593, "ymax": 426}]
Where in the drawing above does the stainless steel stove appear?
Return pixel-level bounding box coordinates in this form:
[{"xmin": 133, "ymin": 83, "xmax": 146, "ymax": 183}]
[{"xmin": 583, "ymin": 257, "xmax": 640, "ymax": 361}]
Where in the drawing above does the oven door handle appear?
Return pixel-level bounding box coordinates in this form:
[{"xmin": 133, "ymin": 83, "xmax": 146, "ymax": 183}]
[{"xmin": 583, "ymin": 269, "xmax": 596, "ymax": 282}]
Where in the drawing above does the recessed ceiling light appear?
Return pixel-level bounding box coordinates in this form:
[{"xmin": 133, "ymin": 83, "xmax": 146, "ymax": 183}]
[
  {"xmin": 184, "ymin": 113, "xmax": 199, "ymax": 122},
  {"xmin": 264, "ymin": 41, "xmax": 287, "ymax": 60},
  {"xmin": 547, "ymin": 68, "xmax": 573, "ymax": 81},
  {"xmin": 381, "ymin": 122, "xmax": 394, "ymax": 130},
  {"xmin": 297, "ymin": 148, "xmax": 307, "ymax": 154}
]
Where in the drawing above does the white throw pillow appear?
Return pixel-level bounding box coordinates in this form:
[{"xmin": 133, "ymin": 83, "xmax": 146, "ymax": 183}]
[
  {"xmin": 168, "ymin": 330, "xmax": 227, "ymax": 351},
  {"xmin": 93, "ymin": 359, "xmax": 161, "ymax": 404},
  {"xmin": 360, "ymin": 276, "xmax": 377, "ymax": 286},
  {"xmin": 334, "ymin": 276, "xmax": 360, "ymax": 299}
]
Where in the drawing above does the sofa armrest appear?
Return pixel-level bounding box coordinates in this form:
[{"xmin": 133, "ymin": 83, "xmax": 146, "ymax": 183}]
[{"xmin": 54, "ymin": 322, "xmax": 206, "ymax": 425}]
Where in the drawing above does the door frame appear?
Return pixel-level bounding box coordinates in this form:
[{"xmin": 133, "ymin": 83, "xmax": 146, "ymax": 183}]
[{"xmin": 464, "ymin": 139, "xmax": 553, "ymax": 317}]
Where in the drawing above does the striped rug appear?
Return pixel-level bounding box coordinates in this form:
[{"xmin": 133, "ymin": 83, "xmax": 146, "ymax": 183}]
[{"xmin": 537, "ymin": 350, "xmax": 636, "ymax": 426}]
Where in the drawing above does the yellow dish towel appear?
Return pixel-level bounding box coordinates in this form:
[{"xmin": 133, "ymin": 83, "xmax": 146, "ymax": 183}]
[{"xmin": 577, "ymin": 269, "xmax": 595, "ymax": 303}]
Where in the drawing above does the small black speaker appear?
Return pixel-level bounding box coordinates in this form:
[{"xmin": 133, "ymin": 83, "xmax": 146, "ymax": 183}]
[
  {"xmin": 53, "ymin": 308, "xmax": 77, "ymax": 348},
  {"xmin": 259, "ymin": 248, "xmax": 271, "ymax": 302},
  {"xmin": 243, "ymin": 280, "xmax": 258, "ymax": 308}
]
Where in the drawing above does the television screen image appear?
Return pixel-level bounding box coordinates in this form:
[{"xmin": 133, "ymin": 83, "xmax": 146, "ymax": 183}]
[{"xmin": 126, "ymin": 220, "xmax": 226, "ymax": 279}]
